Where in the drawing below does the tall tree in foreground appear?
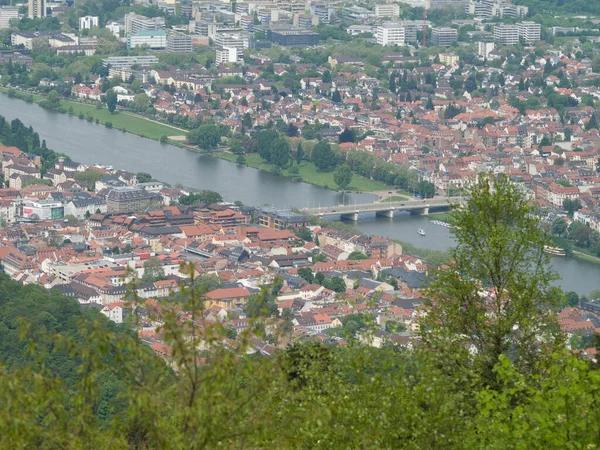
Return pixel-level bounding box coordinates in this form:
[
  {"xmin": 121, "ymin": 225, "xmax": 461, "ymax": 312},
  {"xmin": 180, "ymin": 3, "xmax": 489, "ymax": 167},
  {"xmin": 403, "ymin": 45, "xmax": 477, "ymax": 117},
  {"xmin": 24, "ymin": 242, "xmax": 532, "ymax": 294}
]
[{"xmin": 422, "ymin": 174, "xmax": 562, "ymax": 388}]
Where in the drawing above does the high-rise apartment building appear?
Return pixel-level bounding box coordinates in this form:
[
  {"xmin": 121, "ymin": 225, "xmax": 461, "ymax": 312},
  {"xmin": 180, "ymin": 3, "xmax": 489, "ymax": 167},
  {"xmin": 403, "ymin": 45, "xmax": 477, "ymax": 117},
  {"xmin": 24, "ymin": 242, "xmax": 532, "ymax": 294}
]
[
  {"xmin": 28, "ymin": 0, "xmax": 46, "ymax": 19},
  {"xmin": 517, "ymin": 21, "xmax": 541, "ymax": 43},
  {"xmin": 493, "ymin": 24, "xmax": 519, "ymax": 45},
  {"xmin": 166, "ymin": 31, "xmax": 193, "ymax": 53},
  {"xmin": 0, "ymin": 6, "xmax": 19, "ymax": 28},
  {"xmin": 79, "ymin": 16, "xmax": 99, "ymax": 30},
  {"xmin": 376, "ymin": 23, "xmax": 406, "ymax": 46}
]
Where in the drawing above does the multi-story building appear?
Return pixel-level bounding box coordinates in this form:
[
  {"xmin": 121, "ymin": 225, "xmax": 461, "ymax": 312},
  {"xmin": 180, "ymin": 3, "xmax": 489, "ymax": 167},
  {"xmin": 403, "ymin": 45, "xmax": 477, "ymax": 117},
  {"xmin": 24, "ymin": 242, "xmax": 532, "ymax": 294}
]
[
  {"xmin": 214, "ymin": 32, "xmax": 249, "ymax": 51},
  {"xmin": 79, "ymin": 15, "xmax": 98, "ymax": 30},
  {"xmin": 124, "ymin": 12, "xmax": 165, "ymax": 35},
  {"xmin": 431, "ymin": 27, "xmax": 458, "ymax": 46},
  {"xmin": 28, "ymin": 0, "xmax": 45, "ymax": 19},
  {"xmin": 439, "ymin": 53, "xmax": 459, "ymax": 66},
  {"xmin": 466, "ymin": 0, "xmax": 528, "ymax": 18},
  {"xmin": 376, "ymin": 23, "xmax": 406, "ymax": 46},
  {"xmin": 493, "ymin": 24, "xmax": 519, "ymax": 45},
  {"xmin": 477, "ymin": 41, "xmax": 495, "ymax": 59},
  {"xmin": 106, "ymin": 187, "xmax": 155, "ymax": 214},
  {"xmin": 375, "ymin": 4, "xmax": 400, "ymax": 18},
  {"xmin": 22, "ymin": 199, "xmax": 64, "ymax": 221},
  {"xmin": 127, "ymin": 30, "xmax": 167, "ymax": 50},
  {"xmin": 105, "ymin": 21, "xmax": 121, "ymax": 37},
  {"xmin": 0, "ymin": 6, "xmax": 19, "ymax": 29},
  {"xmin": 166, "ymin": 31, "xmax": 192, "ymax": 52},
  {"xmin": 268, "ymin": 29, "xmax": 320, "ymax": 46},
  {"xmin": 426, "ymin": 0, "xmax": 468, "ymax": 9},
  {"xmin": 102, "ymin": 55, "xmax": 159, "ymax": 69},
  {"xmin": 216, "ymin": 47, "xmax": 238, "ymax": 64},
  {"xmin": 258, "ymin": 207, "xmax": 310, "ymax": 230},
  {"xmin": 517, "ymin": 21, "xmax": 541, "ymax": 43}
]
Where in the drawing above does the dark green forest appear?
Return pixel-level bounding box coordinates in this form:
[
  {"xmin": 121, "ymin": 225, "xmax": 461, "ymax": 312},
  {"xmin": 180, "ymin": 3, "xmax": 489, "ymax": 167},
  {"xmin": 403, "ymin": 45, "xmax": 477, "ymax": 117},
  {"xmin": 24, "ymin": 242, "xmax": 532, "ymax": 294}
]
[{"xmin": 515, "ymin": 0, "xmax": 600, "ymax": 16}]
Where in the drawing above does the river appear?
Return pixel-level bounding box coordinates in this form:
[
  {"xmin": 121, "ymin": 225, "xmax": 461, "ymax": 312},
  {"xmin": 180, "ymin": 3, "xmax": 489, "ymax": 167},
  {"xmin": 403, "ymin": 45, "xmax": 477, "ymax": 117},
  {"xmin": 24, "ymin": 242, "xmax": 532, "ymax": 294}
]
[{"xmin": 0, "ymin": 94, "xmax": 598, "ymax": 295}]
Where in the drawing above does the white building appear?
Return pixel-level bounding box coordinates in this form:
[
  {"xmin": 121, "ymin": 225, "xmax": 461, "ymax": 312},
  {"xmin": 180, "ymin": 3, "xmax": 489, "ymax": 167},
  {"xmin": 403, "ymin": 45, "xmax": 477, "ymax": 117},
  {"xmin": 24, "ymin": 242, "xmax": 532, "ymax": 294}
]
[
  {"xmin": 0, "ymin": 199, "xmax": 17, "ymax": 224},
  {"xmin": 105, "ymin": 21, "xmax": 121, "ymax": 38},
  {"xmin": 0, "ymin": 6, "xmax": 19, "ymax": 29},
  {"xmin": 166, "ymin": 31, "xmax": 193, "ymax": 53},
  {"xmin": 214, "ymin": 32, "xmax": 249, "ymax": 51},
  {"xmin": 64, "ymin": 198, "xmax": 107, "ymax": 219},
  {"xmin": 493, "ymin": 24, "xmax": 519, "ymax": 45},
  {"xmin": 124, "ymin": 12, "xmax": 165, "ymax": 35},
  {"xmin": 517, "ymin": 21, "xmax": 541, "ymax": 43},
  {"xmin": 477, "ymin": 41, "xmax": 495, "ymax": 59},
  {"xmin": 127, "ymin": 30, "xmax": 167, "ymax": 50},
  {"xmin": 216, "ymin": 47, "xmax": 238, "ymax": 65},
  {"xmin": 375, "ymin": 4, "xmax": 400, "ymax": 18},
  {"xmin": 22, "ymin": 199, "xmax": 64, "ymax": 221},
  {"xmin": 376, "ymin": 23, "xmax": 406, "ymax": 46},
  {"xmin": 79, "ymin": 15, "xmax": 99, "ymax": 30}
]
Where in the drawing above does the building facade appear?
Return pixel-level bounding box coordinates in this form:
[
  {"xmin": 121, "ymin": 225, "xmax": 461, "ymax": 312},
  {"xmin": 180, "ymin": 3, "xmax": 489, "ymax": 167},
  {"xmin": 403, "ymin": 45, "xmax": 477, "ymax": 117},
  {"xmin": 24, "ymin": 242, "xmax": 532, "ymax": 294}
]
[
  {"xmin": 493, "ymin": 24, "xmax": 519, "ymax": 45},
  {"xmin": 376, "ymin": 23, "xmax": 406, "ymax": 46},
  {"xmin": 28, "ymin": 0, "xmax": 45, "ymax": 19},
  {"xmin": 166, "ymin": 31, "xmax": 192, "ymax": 52},
  {"xmin": 124, "ymin": 12, "xmax": 165, "ymax": 35},
  {"xmin": 106, "ymin": 187, "xmax": 155, "ymax": 213},
  {"xmin": 517, "ymin": 21, "xmax": 541, "ymax": 43},
  {"xmin": 127, "ymin": 30, "xmax": 167, "ymax": 50},
  {"xmin": 0, "ymin": 6, "xmax": 19, "ymax": 29},
  {"xmin": 79, "ymin": 15, "xmax": 99, "ymax": 30},
  {"xmin": 431, "ymin": 27, "xmax": 458, "ymax": 46}
]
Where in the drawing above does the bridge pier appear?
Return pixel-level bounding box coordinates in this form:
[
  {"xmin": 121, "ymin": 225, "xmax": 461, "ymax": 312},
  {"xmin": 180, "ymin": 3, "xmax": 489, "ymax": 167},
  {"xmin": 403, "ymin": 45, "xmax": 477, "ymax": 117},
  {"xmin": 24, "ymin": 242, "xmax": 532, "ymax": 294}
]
[
  {"xmin": 410, "ymin": 207, "xmax": 429, "ymax": 216},
  {"xmin": 376, "ymin": 209, "xmax": 394, "ymax": 218},
  {"xmin": 341, "ymin": 212, "xmax": 359, "ymax": 221}
]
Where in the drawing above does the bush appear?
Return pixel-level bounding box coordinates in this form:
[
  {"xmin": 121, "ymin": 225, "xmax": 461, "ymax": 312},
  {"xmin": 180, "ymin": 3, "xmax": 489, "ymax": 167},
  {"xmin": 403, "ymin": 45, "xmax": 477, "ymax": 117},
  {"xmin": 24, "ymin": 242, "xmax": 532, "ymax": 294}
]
[{"xmin": 105, "ymin": 122, "xmax": 112, "ymax": 129}]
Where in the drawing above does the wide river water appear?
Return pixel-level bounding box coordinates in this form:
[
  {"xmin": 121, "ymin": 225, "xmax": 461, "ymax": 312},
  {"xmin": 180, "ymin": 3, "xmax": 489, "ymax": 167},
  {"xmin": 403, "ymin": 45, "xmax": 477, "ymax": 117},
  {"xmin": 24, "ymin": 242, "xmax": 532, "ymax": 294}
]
[{"xmin": 0, "ymin": 94, "xmax": 598, "ymax": 295}]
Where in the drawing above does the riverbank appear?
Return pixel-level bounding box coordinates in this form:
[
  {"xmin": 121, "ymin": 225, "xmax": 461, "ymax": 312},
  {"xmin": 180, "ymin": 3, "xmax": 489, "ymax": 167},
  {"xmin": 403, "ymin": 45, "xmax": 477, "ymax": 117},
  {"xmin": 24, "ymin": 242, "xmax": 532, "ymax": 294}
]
[
  {"xmin": 553, "ymin": 236, "xmax": 600, "ymax": 266},
  {"xmin": 1, "ymin": 88, "xmax": 397, "ymax": 194},
  {"xmin": 218, "ymin": 151, "xmax": 395, "ymax": 193},
  {"xmin": 0, "ymin": 87, "xmax": 180, "ymax": 141}
]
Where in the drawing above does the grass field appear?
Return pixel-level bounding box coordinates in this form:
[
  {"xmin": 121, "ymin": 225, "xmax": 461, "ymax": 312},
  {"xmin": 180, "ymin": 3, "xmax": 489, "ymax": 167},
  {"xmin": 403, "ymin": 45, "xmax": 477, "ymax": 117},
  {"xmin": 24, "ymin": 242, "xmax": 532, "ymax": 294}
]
[
  {"xmin": 63, "ymin": 103, "xmax": 179, "ymax": 140},
  {"xmin": 220, "ymin": 152, "xmax": 393, "ymax": 192}
]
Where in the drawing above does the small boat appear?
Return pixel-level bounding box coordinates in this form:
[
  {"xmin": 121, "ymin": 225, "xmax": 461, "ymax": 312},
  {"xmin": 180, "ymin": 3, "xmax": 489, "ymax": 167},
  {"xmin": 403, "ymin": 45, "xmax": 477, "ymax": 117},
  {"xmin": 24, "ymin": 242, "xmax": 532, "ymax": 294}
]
[
  {"xmin": 543, "ymin": 246, "xmax": 566, "ymax": 256},
  {"xmin": 417, "ymin": 228, "xmax": 426, "ymax": 236}
]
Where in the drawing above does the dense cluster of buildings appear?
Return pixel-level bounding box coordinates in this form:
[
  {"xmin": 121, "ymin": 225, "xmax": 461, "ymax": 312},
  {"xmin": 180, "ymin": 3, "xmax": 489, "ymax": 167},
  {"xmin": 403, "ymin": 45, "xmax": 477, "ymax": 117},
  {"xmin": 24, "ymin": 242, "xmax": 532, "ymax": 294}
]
[{"xmin": 0, "ymin": 140, "xmax": 436, "ymax": 355}]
